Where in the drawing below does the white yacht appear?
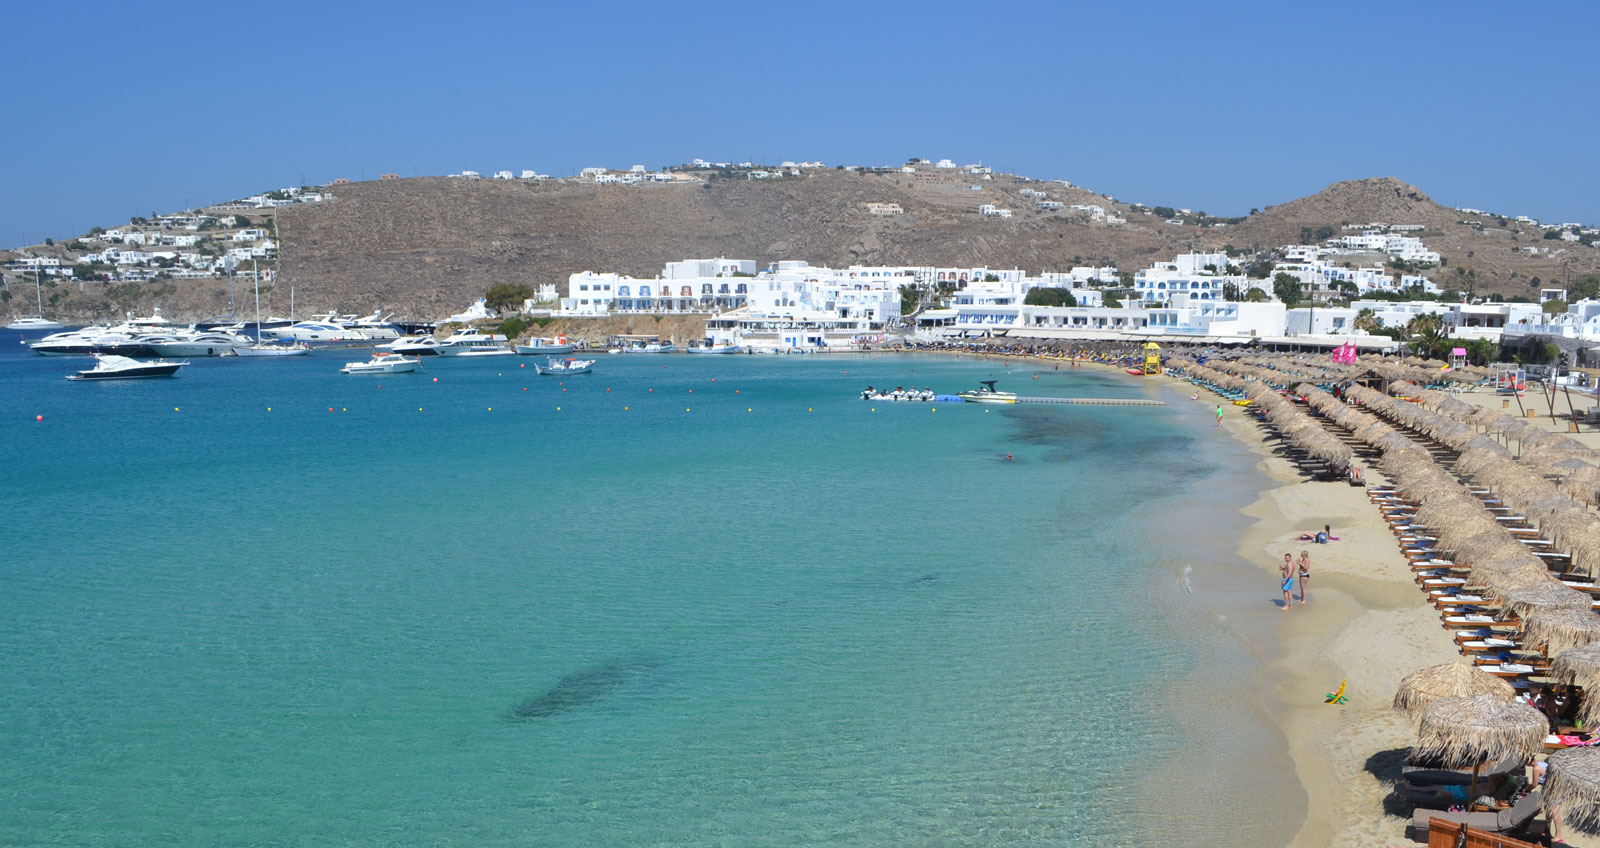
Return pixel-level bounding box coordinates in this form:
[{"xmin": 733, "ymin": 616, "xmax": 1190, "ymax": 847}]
[
  {"xmin": 383, "ymin": 335, "xmax": 446, "ymax": 356},
  {"xmin": 6, "ymin": 269, "xmax": 65, "ymax": 330},
  {"xmin": 5, "ymin": 316, "xmax": 65, "ymax": 331},
  {"xmin": 66, "ymin": 354, "xmax": 187, "ymax": 381},
  {"xmin": 343, "ymin": 310, "xmax": 402, "ymax": 341},
  {"xmin": 30, "ymin": 326, "xmax": 110, "ymax": 355},
  {"xmin": 259, "ymin": 321, "xmax": 368, "ymax": 344},
  {"xmin": 145, "ymin": 331, "xmax": 253, "ymax": 357},
  {"xmin": 437, "ymin": 328, "xmax": 513, "ymax": 356}
]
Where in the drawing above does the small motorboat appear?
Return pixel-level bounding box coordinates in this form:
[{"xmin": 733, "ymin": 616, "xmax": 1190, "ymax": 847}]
[
  {"xmin": 1125, "ymin": 367, "xmax": 1147, "ymax": 376},
  {"xmin": 534, "ymin": 356, "xmax": 594, "ymax": 375},
  {"xmin": 341, "ymin": 353, "xmax": 422, "ymax": 374},
  {"xmin": 66, "ymin": 354, "xmax": 186, "ymax": 381},
  {"xmin": 957, "ymin": 380, "xmax": 1018, "ymax": 404}
]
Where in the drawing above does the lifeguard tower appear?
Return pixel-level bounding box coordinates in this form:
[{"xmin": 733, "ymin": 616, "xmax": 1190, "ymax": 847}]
[{"xmin": 1140, "ymin": 342, "xmax": 1161, "ymax": 376}]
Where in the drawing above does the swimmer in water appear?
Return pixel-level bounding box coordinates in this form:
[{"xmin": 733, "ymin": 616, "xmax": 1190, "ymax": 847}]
[{"xmin": 1005, "ymin": 453, "xmax": 1014, "ymax": 461}]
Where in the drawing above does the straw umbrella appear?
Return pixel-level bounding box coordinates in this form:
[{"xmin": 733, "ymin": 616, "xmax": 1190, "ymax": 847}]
[
  {"xmin": 1480, "ymin": 562, "xmax": 1560, "ymax": 600},
  {"xmin": 1523, "ymin": 608, "xmax": 1600, "ymax": 656},
  {"xmin": 1415, "ymin": 693, "xmax": 1549, "ymax": 805},
  {"xmin": 1545, "ymin": 746, "xmax": 1600, "ymax": 831},
  {"xmin": 1394, "ymin": 662, "xmax": 1516, "ymax": 720},
  {"xmin": 1499, "ymin": 582, "xmax": 1594, "ymax": 622},
  {"xmin": 1551, "ymin": 643, "xmax": 1600, "ymax": 728}
]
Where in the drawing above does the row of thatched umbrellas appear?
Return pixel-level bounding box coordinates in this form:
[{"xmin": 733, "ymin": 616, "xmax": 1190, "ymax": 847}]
[{"xmin": 1173, "ymin": 353, "xmax": 1600, "ymax": 827}]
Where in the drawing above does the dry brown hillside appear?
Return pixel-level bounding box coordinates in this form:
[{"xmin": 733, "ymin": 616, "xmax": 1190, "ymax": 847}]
[{"xmin": 8, "ymin": 171, "xmax": 1596, "ymax": 322}]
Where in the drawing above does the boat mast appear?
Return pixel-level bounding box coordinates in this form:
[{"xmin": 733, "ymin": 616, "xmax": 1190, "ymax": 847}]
[{"xmin": 252, "ymin": 257, "xmax": 262, "ymax": 343}]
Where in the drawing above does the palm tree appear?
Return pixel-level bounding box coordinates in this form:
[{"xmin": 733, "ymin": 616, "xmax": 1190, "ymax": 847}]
[
  {"xmin": 1406, "ymin": 313, "xmax": 1451, "ymax": 359},
  {"xmin": 1353, "ymin": 308, "xmax": 1381, "ymax": 334}
]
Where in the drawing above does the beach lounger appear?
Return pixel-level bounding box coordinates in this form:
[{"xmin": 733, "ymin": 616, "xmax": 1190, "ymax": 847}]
[
  {"xmin": 1443, "ymin": 614, "xmax": 1498, "ymax": 628},
  {"xmin": 1434, "ymin": 594, "xmax": 1487, "ymax": 608},
  {"xmin": 1460, "ymin": 639, "xmax": 1521, "ymax": 655},
  {"xmin": 1424, "ymin": 578, "xmax": 1468, "ymax": 590},
  {"xmin": 1411, "ymin": 793, "xmax": 1543, "ymax": 840}
]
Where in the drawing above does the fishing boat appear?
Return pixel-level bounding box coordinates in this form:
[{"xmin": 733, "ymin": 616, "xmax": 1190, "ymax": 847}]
[
  {"xmin": 534, "ymin": 356, "xmax": 594, "ymax": 375},
  {"xmin": 957, "ymin": 380, "xmax": 1018, "ymax": 404},
  {"xmin": 66, "ymin": 354, "xmax": 186, "ymax": 381},
  {"xmin": 687, "ymin": 339, "xmax": 741, "ymax": 354},
  {"xmin": 515, "ymin": 336, "xmax": 573, "ymax": 355},
  {"xmin": 341, "ymin": 353, "xmax": 422, "ymax": 374}
]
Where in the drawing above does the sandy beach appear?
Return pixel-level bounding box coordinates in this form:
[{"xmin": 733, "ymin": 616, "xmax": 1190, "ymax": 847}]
[
  {"xmin": 1202, "ymin": 379, "xmax": 1600, "ymax": 847},
  {"xmin": 991, "ymin": 353, "xmax": 1588, "ymax": 847}
]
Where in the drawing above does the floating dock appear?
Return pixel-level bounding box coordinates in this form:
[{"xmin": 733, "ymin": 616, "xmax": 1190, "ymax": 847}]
[{"xmin": 1014, "ymin": 396, "xmax": 1165, "ymax": 406}]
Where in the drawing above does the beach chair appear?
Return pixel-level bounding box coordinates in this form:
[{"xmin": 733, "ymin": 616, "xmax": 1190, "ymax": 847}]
[
  {"xmin": 1410, "ymin": 792, "xmax": 1543, "ymax": 841},
  {"xmin": 1443, "ymin": 613, "xmax": 1498, "ymax": 629}
]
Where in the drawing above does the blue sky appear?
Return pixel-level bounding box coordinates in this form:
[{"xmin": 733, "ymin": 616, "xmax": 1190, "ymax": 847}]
[{"xmin": 3, "ymin": 0, "xmax": 1596, "ymax": 248}]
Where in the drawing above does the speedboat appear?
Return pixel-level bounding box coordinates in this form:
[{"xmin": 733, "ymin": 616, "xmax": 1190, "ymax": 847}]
[
  {"xmin": 341, "ymin": 352, "xmax": 421, "ymax": 374},
  {"xmin": 5, "ymin": 316, "xmax": 65, "ymax": 331},
  {"xmin": 437, "ymin": 328, "xmax": 513, "ymax": 356},
  {"xmin": 515, "ymin": 336, "xmax": 573, "ymax": 355},
  {"xmin": 533, "ymin": 356, "xmax": 594, "ymax": 375},
  {"xmin": 957, "ymin": 380, "xmax": 1018, "ymax": 404},
  {"xmin": 66, "ymin": 354, "xmax": 186, "ymax": 380},
  {"xmin": 687, "ymin": 339, "xmax": 741, "ymax": 354},
  {"xmin": 145, "ymin": 332, "xmax": 252, "ymax": 357}
]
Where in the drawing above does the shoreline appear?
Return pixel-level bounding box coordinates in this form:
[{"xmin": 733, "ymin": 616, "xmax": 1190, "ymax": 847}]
[{"xmin": 971, "ymin": 350, "xmax": 1462, "ymax": 847}]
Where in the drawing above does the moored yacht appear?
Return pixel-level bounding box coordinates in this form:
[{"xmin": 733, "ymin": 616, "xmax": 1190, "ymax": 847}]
[
  {"xmin": 383, "ymin": 335, "xmax": 446, "ymax": 356},
  {"xmin": 436, "ymin": 328, "xmax": 513, "ymax": 356},
  {"xmin": 5, "ymin": 316, "xmax": 65, "ymax": 331},
  {"xmin": 259, "ymin": 321, "xmax": 369, "ymax": 344},
  {"xmin": 144, "ymin": 331, "xmax": 253, "ymax": 357},
  {"xmin": 66, "ymin": 354, "xmax": 187, "ymax": 381},
  {"xmin": 30, "ymin": 326, "xmax": 110, "ymax": 355}
]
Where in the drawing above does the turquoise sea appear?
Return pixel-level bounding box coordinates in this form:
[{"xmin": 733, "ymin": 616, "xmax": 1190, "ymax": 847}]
[{"xmin": 0, "ymin": 342, "xmax": 1273, "ymax": 847}]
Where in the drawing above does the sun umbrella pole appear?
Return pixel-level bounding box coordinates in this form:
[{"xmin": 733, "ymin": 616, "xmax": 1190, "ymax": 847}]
[{"xmin": 1468, "ymin": 760, "xmax": 1481, "ymax": 812}]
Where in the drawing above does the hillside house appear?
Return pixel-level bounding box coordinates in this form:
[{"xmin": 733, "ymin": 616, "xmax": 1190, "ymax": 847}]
[{"xmin": 865, "ymin": 202, "xmax": 904, "ymax": 216}]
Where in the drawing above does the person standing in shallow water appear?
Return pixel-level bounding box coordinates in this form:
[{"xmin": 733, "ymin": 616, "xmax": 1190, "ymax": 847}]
[
  {"xmin": 1217, "ymin": 405, "xmax": 1224, "ymax": 429},
  {"xmin": 1280, "ymin": 554, "xmax": 1296, "ymax": 611}
]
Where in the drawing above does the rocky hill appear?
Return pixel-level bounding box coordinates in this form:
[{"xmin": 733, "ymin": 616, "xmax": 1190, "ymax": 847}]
[{"xmin": 7, "ymin": 171, "xmax": 1596, "ymax": 323}]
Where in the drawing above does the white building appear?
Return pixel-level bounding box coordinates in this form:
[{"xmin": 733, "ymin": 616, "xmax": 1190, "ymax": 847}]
[{"xmin": 703, "ymin": 261, "xmax": 904, "ymax": 350}]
